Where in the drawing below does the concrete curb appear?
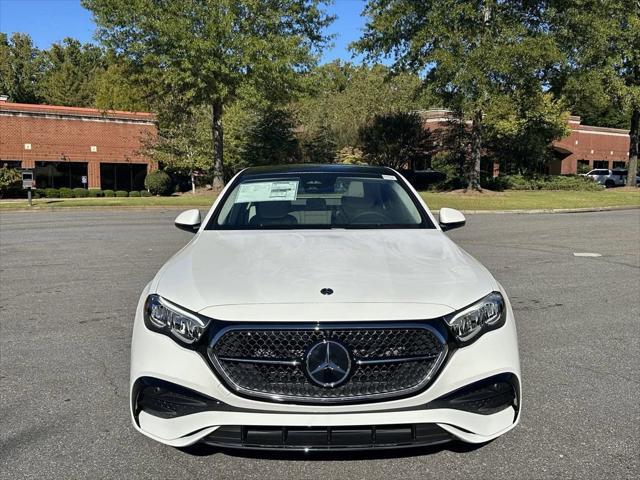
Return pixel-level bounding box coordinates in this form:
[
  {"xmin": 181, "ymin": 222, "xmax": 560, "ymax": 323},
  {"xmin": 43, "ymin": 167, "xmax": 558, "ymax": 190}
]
[
  {"xmin": 1, "ymin": 204, "xmax": 638, "ymax": 215},
  {"xmin": 452, "ymin": 205, "xmax": 640, "ymax": 214}
]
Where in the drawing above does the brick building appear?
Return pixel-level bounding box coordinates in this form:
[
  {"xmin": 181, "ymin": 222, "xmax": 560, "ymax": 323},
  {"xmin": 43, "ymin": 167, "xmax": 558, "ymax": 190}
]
[
  {"xmin": 421, "ymin": 110, "xmax": 631, "ymax": 175},
  {"xmin": 549, "ymin": 116, "xmax": 630, "ymax": 174},
  {"xmin": 0, "ymin": 97, "xmax": 157, "ymax": 190}
]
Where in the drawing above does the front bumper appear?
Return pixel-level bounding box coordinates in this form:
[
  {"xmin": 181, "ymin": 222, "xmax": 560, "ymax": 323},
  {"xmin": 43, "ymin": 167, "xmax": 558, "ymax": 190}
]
[{"xmin": 130, "ymin": 288, "xmax": 521, "ymax": 449}]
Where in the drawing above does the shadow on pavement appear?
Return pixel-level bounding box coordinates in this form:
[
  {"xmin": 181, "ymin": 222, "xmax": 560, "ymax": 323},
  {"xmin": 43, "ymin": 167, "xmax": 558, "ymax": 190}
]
[{"xmin": 178, "ymin": 439, "xmax": 489, "ymax": 460}]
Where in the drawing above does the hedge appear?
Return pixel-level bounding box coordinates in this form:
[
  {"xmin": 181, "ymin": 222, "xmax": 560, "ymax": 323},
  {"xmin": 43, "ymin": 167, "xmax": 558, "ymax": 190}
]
[
  {"xmin": 88, "ymin": 189, "xmax": 104, "ymax": 197},
  {"xmin": 115, "ymin": 190, "xmax": 129, "ymax": 197},
  {"xmin": 128, "ymin": 190, "xmax": 141, "ymax": 197},
  {"xmin": 72, "ymin": 188, "xmax": 89, "ymax": 198},
  {"xmin": 44, "ymin": 188, "xmax": 59, "ymax": 198},
  {"xmin": 484, "ymin": 174, "xmax": 604, "ymax": 192},
  {"xmin": 59, "ymin": 187, "xmax": 74, "ymax": 198},
  {"xmin": 103, "ymin": 189, "xmax": 115, "ymax": 197},
  {"xmin": 140, "ymin": 190, "xmax": 152, "ymax": 197}
]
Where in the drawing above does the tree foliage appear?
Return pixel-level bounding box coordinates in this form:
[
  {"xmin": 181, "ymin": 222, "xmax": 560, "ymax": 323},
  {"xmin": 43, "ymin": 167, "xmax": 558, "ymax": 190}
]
[
  {"xmin": 39, "ymin": 38, "xmax": 105, "ymax": 106},
  {"xmin": 0, "ymin": 167, "xmax": 22, "ymax": 197},
  {"xmin": 244, "ymin": 108, "xmax": 301, "ymax": 166},
  {"xmin": 83, "ymin": 0, "xmax": 333, "ymax": 187},
  {"xmin": 94, "ymin": 55, "xmax": 150, "ymax": 111},
  {"xmin": 359, "ymin": 112, "xmax": 433, "ymax": 171},
  {"xmin": 548, "ymin": 0, "xmax": 639, "ymax": 184},
  {"xmin": 484, "ymin": 91, "xmax": 570, "ymax": 175},
  {"xmin": 294, "ymin": 62, "xmax": 425, "ymax": 150},
  {"xmin": 0, "ymin": 33, "xmax": 43, "ymax": 103},
  {"xmin": 354, "ymin": 0, "xmax": 562, "ymax": 189}
]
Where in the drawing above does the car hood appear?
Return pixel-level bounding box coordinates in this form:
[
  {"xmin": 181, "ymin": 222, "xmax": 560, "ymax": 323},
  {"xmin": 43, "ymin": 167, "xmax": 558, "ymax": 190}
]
[{"xmin": 153, "ymin": 229, "xmax": 497, "ymax": 321}]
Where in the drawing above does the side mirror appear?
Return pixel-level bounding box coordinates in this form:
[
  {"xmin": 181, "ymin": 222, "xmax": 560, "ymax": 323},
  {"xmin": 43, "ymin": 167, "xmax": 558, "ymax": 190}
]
[
  {"xmin": 175, "ymin": 209, "xmax": 201, "ymax": 233},
  {"xmin": 439, "ymin": 207, "xmax": 466, "ymax": 231}
]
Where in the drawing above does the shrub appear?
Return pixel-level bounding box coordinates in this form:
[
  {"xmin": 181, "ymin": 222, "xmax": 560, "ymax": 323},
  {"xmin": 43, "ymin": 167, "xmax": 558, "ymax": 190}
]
[
  {"xmin": 0, "ymin": 167, "xmax": 22, "ymax": 198},
  {"xmin": 128, "ymin": 190, "xmax": 141, "ymax": 197},
  {"xmin": 72, "ymin": 188, "xmax": 89, "ymax": 198},
  {"xmin": 140, "ymin": 190, "xmax": 152, "ymax": 197},
  {"xmin": 44, "ymin": 188, "xmax": 60, "ymax": 198},
  {"xmin": 88, "ymin": 189, "xmax": 104, "ymax": 197},
  {"xmin": 144, "ymin": 170, "xmax": 172, "ymax": 196},
  {"xmin": 103, "ymin": 189, "xmax": 115, "ymax": 197},
  {"xmin": 492, "ymin": 174, "xmax": 604, "ymax": 191},
  {"xmin": 115, "ymin": 190, "xmax": 129, "ymax": 197},
  {"xmin": 34, "ymin": 188, "xmax": 47, "ymax": 198},
  {"xmin": 59, "ymin": 187, "xmax": 74, "ymax": 198}
]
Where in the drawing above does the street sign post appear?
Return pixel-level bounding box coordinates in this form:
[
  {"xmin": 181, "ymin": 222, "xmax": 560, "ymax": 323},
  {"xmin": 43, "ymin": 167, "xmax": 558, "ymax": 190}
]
[{"xmin": 22, "ymin": 171, "xmax": 34, "ymax": 207}]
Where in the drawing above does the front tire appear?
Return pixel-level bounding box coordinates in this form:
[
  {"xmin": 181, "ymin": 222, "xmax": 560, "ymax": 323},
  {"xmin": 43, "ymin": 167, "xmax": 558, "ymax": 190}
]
[{"xmin": 605, "ymin": 179, "xmax": 615, "ymax": 188}]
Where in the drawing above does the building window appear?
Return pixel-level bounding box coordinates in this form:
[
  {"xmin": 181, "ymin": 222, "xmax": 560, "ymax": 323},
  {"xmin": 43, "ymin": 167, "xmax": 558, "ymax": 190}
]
[
  {"xmin": 1, "ymin": 160, "xmax": 22, "ymax": 169},
  {"xmin": 592, "ymin": 160, "xmax": 609, "ymax": 169},
  {"xmin": 577, "ymin": 160, "xmax": 590, "ymax": 174},
  {"xmin": 612, "ymin": 161, "xmax": 627, "ymax": 170},
  {"xmin": 34, "ymin": 161, "xmax": 88, "ymax": 189},
  {"xmin": 100, "ymin": 163, "xmax": 147, "ymax": 191}
]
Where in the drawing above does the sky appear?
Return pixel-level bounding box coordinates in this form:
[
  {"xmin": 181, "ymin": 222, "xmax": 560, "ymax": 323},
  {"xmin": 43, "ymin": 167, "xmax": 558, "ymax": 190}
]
[{"xmin": 0, "ymin": 0, "xmax": 370, "ymax": 64}]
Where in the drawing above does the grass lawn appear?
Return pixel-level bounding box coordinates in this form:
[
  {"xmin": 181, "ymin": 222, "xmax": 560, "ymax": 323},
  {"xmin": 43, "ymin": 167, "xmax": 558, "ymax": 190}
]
[
  {"xmin": 0, "ymin": 189, "xmax": 638, "ymax": 211},
  {"xmin": 419, "ymin": 189, "xmax": 640, "ymax": 211}
]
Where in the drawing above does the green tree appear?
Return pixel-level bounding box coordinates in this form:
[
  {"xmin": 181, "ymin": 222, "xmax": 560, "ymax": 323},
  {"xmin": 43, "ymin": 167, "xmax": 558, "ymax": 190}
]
[
  {"xmin": 354, "ymin": 1, "xmax": 561, "ymax": 190},
  {"xmin": 144, "ymin": 106, "xmax": 213, "ymax": 193},
  {"xmin": 244, "ymin": 108, "xmax": 301, "ymax": 166},
  {"xmin": 83, "ymin": 0, "xmax": 333, "ymax": 188},
  {"xmin": 548, "ymin": 0, "xmax": 639, "ymax": 185},
  {"xmin": 485, "ymin": 92, "xmax": 570, "ymax": 175},
  {"xmin": 294, "ymin": 62, "xmax": 425, "ymax": 150},
  {"xmin": 0, "ymin": 167, "xmax": 22, "ymax": 198},
  {"xmin": 94, "ymin": 54, "xmax": 150, "ymax": 111},
  {"xmin": 359, "ymin": 111, "xmax": 433, "ymax": 170},
  {"xmin": 39, "ymin": 38, "xmax": 105, "ymax": 106},
  {"xmin": 300, "ymin": 123, "xmax": 337, "ymax": 163},
  {"xmin": 0, "ymin": 33, "xmax": 43, "ymax": 103}
]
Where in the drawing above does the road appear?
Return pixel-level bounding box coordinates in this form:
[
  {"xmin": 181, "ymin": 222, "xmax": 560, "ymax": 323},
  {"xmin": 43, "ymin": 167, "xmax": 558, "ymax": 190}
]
[{"xmin": 1, "ymin": 208, "xmax": 639, "ymax": 479}]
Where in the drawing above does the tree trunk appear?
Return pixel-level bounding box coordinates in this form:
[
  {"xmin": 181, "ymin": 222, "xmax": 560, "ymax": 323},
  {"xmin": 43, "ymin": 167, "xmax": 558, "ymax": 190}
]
[
  {"xmin": 627, "ymin": 107, "xmax": 639, "ymax": 187},
  {"xmin": 468, "ymin": 110, "xmax": 483, "ymax": 191},
  {"xmin": 212, "ymin": 101, "xmax": 224, "ymax": 189},
  {"xmin": 190, "ymin": 171, "xmax": 196, "ymax": 195}
]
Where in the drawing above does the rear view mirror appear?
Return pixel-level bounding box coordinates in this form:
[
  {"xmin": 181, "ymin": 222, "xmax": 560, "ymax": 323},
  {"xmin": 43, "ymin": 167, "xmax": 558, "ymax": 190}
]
[
  {"xmin": 175, "ymin": 209, "xmax": 201, "ymax": 233},
  {"xmin": 439, "ymin": 207, "xmax": 466, "ymax": 231}
]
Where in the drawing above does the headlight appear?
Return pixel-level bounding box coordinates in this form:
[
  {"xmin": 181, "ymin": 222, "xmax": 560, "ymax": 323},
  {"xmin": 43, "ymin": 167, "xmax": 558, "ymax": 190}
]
[
  {"xmin": 445, "ymin": 292, "xmax": 505, "ymax": 346},
  {"xmin": 144, "ymin": 295, "xmax": 210, "ymax": 345}
]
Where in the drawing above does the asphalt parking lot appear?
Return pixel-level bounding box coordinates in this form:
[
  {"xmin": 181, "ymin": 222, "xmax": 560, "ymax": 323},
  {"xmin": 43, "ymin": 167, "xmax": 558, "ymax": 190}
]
[{"xmin": 1, "ymin": 208, "xmax": 639, "ymax": 479}]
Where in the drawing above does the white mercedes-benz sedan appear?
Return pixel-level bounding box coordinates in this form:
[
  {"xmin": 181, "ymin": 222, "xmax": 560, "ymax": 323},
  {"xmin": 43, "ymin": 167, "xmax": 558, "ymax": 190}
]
[{"xmin": 130, "ymin": 164, "xmax": 521, "ymax": 451}]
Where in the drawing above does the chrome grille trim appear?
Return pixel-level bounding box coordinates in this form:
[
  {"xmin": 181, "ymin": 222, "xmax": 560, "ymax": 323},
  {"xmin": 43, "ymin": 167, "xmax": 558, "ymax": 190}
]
[{"xmin": 207, "ymin": 323, "xmax": 448, "ymax": 404}]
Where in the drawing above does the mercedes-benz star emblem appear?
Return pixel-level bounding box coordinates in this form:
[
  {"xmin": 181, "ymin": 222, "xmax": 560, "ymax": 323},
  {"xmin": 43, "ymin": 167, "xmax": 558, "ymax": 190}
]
[{"xmin": 305, "ymin": 340, "xmax": 351, "ymax": 388}]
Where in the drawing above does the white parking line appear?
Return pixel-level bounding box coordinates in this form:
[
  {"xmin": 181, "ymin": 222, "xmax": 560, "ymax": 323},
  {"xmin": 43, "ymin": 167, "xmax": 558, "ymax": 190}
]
[{"xmin": 573, "ymin": 252, "xmax": 602, "ymax": 257}]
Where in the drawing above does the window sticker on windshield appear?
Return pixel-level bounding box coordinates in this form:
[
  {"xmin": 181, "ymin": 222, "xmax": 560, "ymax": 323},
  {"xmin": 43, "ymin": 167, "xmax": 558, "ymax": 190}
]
[
  {"xmin": 381, "ymin": 174, "xmax": 397, "ymax": 180},
  {"xmin": 235, "ymin": 181, "xmax": 299, "ymax": 203}
]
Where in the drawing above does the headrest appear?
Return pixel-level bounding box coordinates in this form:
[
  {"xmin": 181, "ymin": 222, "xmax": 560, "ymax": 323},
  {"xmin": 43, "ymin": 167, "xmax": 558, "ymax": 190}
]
[
  {"xmin": 342, "ymin": 195, "xmax": 375, "ymax": 212},
  {"xmin": 256, "ymin": 201, "xmax": 292, "ymax": 219},
  {"xmin": 305, "ymin": 198, "xmax": 327, "ymax": 210}
]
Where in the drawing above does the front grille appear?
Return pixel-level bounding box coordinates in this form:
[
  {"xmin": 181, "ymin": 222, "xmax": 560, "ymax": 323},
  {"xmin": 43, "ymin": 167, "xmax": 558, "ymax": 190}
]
[
  {"xmin": 207, "ymin": 324, "xmax": 447, "ymax": 404},
  {"xmin": 202, "ymin": 424, "xmax": 452, "ymax": 451}
]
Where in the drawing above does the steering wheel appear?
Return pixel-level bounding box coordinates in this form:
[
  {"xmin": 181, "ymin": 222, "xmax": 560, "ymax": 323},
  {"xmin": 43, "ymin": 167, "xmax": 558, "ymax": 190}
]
[{"xmin": 349, "ymin": 211, "xmax": 392, "ymax": 224}]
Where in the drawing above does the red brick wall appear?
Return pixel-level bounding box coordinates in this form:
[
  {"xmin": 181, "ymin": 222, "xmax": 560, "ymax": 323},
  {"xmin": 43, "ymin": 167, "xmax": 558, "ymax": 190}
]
[
  {"xmin": 419, "ymin": 111, "xmax": 631, "ymax": 175},
  {"xmin": 550, "ymin": 122, "xmax": 630, "ymax": 174},
  {"xmin": 0, "ymin": 102, "xmax": 157, "ymax": 188}
]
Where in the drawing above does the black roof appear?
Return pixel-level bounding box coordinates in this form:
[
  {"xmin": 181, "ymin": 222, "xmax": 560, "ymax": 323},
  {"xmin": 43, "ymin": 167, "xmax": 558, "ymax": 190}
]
[{"xmin": 239, "ymin": 164, "xmax": 395, "ymax": 177}]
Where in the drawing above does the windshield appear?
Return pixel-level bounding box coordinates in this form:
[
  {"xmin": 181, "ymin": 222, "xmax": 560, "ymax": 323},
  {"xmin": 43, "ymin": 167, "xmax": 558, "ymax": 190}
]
[{"xmin": 208, "ymin": 172, "xmax": 433, "ymax": 229}]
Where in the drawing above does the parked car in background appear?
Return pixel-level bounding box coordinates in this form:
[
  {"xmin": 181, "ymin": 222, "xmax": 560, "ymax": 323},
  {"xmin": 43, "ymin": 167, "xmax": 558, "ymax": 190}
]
[{"xmin": 583, "ymin": 169, "xmax": 639, "ymax": 187}]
